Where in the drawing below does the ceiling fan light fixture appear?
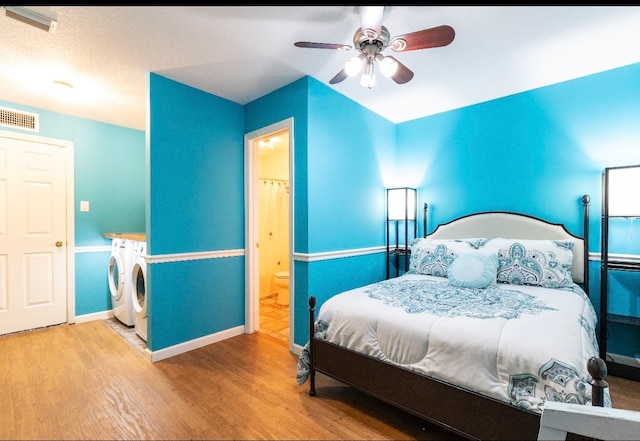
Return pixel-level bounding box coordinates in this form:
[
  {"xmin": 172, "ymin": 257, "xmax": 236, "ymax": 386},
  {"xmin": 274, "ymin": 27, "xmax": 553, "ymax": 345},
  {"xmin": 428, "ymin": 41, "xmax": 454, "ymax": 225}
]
[
  {"xmin": 360, "ymin": 60, "xmax": 376, "ymax": 89},
  {"xmin": 377, "ymin": 54, "xmax": 398, "ymax": 78},
  {"xmin": 295, "ymin": 9, "xmax": 454, "ymax": 89},
  {"xmin": 345, "ymin": 54, "xmax": 365, "ymax": 77}
]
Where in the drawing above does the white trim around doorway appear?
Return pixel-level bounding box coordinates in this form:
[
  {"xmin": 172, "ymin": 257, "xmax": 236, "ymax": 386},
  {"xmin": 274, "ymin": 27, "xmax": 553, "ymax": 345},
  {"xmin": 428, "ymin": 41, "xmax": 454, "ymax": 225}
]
[{"xmin": 243, "ymin": 118, "xmax": 294, "ymax": 352}]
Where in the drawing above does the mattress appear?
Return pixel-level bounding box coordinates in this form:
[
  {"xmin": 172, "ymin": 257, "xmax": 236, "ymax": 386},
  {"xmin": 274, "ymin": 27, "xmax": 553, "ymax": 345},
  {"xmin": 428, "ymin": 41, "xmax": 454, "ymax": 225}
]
[{"xmin": 297, "ymin": 273, "xmax": 611, "ymax": 413}]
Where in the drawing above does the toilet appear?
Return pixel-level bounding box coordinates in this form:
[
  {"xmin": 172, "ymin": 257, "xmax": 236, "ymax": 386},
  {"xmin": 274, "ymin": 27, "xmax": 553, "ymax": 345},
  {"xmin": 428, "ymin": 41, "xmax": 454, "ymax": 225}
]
[{"xmin": 274, "ymin": 271, "xmax": 289, "ymax": 306}]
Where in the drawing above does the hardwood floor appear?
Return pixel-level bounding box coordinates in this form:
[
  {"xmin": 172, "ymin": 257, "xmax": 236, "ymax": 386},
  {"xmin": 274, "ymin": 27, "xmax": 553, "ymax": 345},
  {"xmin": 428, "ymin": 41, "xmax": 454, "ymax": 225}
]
[{"xmin": 1, "ymin": 318, "xmax": 639, "ymax": 440}]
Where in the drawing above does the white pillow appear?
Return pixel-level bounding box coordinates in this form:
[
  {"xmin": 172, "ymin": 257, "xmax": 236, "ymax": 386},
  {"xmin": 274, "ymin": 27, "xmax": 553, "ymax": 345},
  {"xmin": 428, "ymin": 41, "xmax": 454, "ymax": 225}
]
[
  {"xmin": 483, "ymin": 238, "xmax": 575, "ymax": 288},
  {"xmin": 447, "ymin": 252, "xmax": 499, "ymax": 289},
  {"xmin": 408, "ymin": 238, "xmax": 488, "ymax": 278}
]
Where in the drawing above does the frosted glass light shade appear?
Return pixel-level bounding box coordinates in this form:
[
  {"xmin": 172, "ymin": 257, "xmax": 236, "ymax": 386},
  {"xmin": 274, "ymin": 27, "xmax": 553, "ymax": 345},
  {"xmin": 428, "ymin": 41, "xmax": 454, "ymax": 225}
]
[
  {"xmin": 387, "ymin": 187, "xmax": 416, "ymax": 221},
  {"xmin": 608, "ymin": 166, "xmax": 640, "ymax": 217},
  {"xmin": 360, "ymin": 60, "xmax": 376, "ymax": 88},
  {"xmin": 378, "ymin": 56, "xmax": 398, "ymax": 78},
  {"xmin": 345, "ymin": 56, "xmax": 363, "ymax": 77}
]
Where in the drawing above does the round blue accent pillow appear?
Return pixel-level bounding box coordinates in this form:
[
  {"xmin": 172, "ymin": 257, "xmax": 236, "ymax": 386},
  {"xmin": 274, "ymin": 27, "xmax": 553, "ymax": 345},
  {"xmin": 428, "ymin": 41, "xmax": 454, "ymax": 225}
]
[{"xmin": 447, "ymin": 252, "xmax": 499, "ymax": 289}]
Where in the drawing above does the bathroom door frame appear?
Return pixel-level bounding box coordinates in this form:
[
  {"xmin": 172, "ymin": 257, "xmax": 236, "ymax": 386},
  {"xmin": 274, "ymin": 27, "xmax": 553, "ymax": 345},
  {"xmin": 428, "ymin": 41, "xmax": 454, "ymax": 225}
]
[{"xmin": 244, "ymin": 117, "xmax": 294, "ymax": 350}]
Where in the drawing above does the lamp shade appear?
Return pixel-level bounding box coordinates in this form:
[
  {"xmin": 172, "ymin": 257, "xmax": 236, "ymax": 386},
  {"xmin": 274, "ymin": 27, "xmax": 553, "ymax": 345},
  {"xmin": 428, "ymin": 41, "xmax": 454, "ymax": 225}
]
[
  {"xmin": 607, "ymin": 165, "xmax": 640, "ymax": 217},
  {"xmin": 387, "ymin": 187, "xmax": 416, "ymax": 221}
]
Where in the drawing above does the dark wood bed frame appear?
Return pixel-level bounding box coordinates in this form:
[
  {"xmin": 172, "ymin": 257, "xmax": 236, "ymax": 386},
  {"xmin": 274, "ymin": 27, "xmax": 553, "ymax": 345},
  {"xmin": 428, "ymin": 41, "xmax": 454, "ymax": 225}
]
[{"xmin": 306, "ymin": 195, "xmax": 609, "ymax": 440}]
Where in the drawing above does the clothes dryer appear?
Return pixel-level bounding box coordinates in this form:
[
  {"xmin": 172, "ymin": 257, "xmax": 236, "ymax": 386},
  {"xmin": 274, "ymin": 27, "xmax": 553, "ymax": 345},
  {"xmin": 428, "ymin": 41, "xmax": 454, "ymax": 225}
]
[
  {"xmin": 107, "ymin": 238, "xmax": 135, "ymax": 326},
  {"xmin": 130, "ymin": 241, "xmax": 148, "ymax": 341}
]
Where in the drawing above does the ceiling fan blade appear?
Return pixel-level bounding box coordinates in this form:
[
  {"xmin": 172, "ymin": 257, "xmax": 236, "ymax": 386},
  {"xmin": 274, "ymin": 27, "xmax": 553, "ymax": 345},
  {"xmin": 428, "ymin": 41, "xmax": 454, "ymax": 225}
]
[
  {"xmin": 390, "ymin": 25, "xmax": 455, "ymax": 52},
  {"xmin": 329, "ymin": 69, "xmax": 349, "ymax": 85},
  {"xmin": 387, "ymin": 56, "xmax": 414, "ymax": 85},
  {"xmin": 294, "ymin": 41, "xmax": 352, "ymax": 50},
  {"xmin": 358, "ymin": 6, "xmax": 384, "ymax": 39}
]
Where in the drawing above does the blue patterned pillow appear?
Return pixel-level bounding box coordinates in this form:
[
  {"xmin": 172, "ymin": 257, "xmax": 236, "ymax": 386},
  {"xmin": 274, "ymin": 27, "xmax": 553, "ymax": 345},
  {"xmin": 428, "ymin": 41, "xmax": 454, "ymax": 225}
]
[
  {"xmin": 484, "ymin": 238, "xmax": 575, "ymax": 288},
  {"xmin": 447, "ymin": 252, "xmax": 499, "ymax": 289},
  {"xmin": 408, "ymin": 238, "xmax": 488, "ymax": 277}
]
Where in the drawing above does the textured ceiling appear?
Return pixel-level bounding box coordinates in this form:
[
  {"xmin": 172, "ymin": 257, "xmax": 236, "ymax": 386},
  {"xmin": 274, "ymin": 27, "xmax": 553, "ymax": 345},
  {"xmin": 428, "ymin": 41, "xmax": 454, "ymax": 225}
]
[{"xmin": 1, "ymin": 6, "xmax": 640, "ymax": 131}]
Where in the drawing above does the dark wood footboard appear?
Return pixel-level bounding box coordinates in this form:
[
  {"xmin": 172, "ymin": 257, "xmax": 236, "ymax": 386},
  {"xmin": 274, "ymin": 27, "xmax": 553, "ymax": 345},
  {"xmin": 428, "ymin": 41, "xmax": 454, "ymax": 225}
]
[{"xmin": 307, "ymin": 295, "xmax": 609, "ymax": 441}]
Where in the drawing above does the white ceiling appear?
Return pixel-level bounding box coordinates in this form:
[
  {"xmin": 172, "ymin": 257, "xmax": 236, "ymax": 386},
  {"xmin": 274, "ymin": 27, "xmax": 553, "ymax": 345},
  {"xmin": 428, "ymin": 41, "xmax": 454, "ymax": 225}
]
[{"xmin": 1, "ymin": 6, "xmax": 640, "ymax": 131}]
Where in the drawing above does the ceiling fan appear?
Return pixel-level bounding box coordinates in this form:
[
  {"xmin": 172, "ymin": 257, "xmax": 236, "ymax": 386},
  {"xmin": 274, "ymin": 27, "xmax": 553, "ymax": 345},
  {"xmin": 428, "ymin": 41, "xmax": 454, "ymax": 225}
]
[{"xmin": 294, "ymin": 6, "xmax": 455, "ymax": 89}]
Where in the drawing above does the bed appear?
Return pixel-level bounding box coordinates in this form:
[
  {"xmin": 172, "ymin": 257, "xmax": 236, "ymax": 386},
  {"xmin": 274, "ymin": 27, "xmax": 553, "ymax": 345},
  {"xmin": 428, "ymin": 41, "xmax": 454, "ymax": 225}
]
[{"xmin": 297, "ymin": 195, "xmax": 611, "ymax": 440}]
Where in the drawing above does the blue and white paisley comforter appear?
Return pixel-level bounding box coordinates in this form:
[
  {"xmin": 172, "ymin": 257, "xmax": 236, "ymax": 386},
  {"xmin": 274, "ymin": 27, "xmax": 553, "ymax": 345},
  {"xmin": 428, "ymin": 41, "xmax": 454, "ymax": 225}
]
[{"xmin": 297, "ymin": 273, "xmax": 611, "ymax": 414}]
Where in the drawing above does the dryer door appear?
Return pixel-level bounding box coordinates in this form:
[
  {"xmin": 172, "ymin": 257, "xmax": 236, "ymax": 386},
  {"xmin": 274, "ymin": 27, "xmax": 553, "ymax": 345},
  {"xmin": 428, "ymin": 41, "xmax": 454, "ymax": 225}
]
[
  {"xmin": 108, "ymin": 252, "xmax": 125, "ymax": 302},
  {"xmin": 131, "ymin": 258, "xmax": 147, "ymax": 317}
]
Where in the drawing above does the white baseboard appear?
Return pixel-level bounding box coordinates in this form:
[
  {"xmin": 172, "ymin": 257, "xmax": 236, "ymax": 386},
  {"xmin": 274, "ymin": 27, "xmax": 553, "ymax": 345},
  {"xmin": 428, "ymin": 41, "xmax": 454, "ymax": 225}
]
[
  {"xmin": 292, "ymin": 342, "xmax": 304, "ymax": 356},
  {"xmin": 149, "ymin": 325, "xmax": 245, "ymax": 362},
  {"xmin": 75, "ymin": 310, "xmax": 113, "ymax": 323},
  {"xmin": 607, "ymin": 352, "xmax": 640, "ymax": 368},
  {"xmin": 148, "ymin": 327, "xmax": 304, "ymax": 362},
  {"xmin": 75, "ymin": 314, "xmax": 301, "ymax": 362}
]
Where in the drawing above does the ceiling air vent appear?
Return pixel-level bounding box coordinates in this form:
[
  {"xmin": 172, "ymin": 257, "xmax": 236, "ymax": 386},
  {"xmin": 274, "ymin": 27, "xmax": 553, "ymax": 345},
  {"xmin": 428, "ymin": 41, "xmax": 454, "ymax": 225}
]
[
  {"xmin": 3, "ymin": 6, "xmax": 57, "ymax": 33},
  {"xmin": 0, "ymin": 106, "xmax": 39, "ymax": 132}
]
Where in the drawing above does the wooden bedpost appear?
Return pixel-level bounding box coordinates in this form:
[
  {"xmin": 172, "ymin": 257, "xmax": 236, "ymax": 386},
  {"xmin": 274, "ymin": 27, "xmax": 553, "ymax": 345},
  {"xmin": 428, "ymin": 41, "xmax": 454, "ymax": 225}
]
[
  {"xmin": 588, "ymin": 356, "xmax": 609, "ymax": 407},
  {"xmin": 582, "ymin": 194, "xmax": 590, "ymax": 296},
  {"xmin": 308, "ymin": 296, "xmax": 317, "ymax": 396},
  {"xmin": 423, "ymin": 203, "xmax": 428, "ymax": 238}
]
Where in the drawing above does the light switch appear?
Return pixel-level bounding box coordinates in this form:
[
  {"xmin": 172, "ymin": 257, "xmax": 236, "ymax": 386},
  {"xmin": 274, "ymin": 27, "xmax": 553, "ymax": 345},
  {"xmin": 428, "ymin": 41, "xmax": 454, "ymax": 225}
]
[{"xmin": 80, "ymin": 200, "xmax": 90, "ymax": 212}]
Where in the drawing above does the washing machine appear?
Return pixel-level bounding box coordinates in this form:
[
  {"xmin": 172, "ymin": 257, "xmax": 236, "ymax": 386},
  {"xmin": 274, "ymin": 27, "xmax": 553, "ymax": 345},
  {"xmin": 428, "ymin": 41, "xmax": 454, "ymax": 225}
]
[
  {"xmin": 130, "ymin": 241, "xmax": 148, "ymax": 342},
  {"xmin": 107, "ymin": 238, "xmax": 135, "ymax": 326}
]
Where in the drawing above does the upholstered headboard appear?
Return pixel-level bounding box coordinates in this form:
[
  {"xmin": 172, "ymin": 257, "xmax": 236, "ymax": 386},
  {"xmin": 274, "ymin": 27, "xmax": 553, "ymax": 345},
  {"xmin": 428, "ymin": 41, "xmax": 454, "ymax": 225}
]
[
  {"xmin": 428, "ymin": 211, "xmax": 586, "ymax": 284},
  {"xmin": 424, "ymin": 195, "xmax": 591, "ymax": 288}
]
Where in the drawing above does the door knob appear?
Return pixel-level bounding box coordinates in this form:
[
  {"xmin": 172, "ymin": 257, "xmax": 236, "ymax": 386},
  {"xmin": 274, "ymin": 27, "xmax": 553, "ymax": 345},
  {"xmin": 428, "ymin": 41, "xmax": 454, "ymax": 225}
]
[{"xmin": 55, "ymin": 241, "xmax": 63, "ymax": 247}]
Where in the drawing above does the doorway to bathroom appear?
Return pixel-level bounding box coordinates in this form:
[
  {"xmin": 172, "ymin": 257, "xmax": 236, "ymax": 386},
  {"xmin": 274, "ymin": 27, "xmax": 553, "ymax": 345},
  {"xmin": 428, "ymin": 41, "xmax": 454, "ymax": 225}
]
[{"xmin": 244, "ymin": 118, "xmax": 293, "ymax": 349}]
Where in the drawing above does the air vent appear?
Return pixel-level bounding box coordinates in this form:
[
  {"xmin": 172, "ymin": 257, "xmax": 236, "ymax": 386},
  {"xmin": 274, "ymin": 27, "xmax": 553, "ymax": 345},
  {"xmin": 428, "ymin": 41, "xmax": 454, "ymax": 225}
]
[
  {"xmin": 3, "ymin": 6, "xmax": 57, "ymax": 33},
  {"xmin": 0, "ymin": 106, "xmax": 39, "ymax": 132}
]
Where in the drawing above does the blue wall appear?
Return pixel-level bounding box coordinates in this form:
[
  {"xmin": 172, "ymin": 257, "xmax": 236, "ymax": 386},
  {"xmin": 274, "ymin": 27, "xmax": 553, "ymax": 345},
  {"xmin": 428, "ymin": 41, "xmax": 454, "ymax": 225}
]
[
  {"xmin": 398, "ymin": 63, "xmax": 640, "ymax": 241},
  {"xmin": 147, "ymin": 74, "xmax": 245, "ymax": 350},
  {"xmin": 397, "ymin": 63, "xmax": 640, "ymax": 360}
]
